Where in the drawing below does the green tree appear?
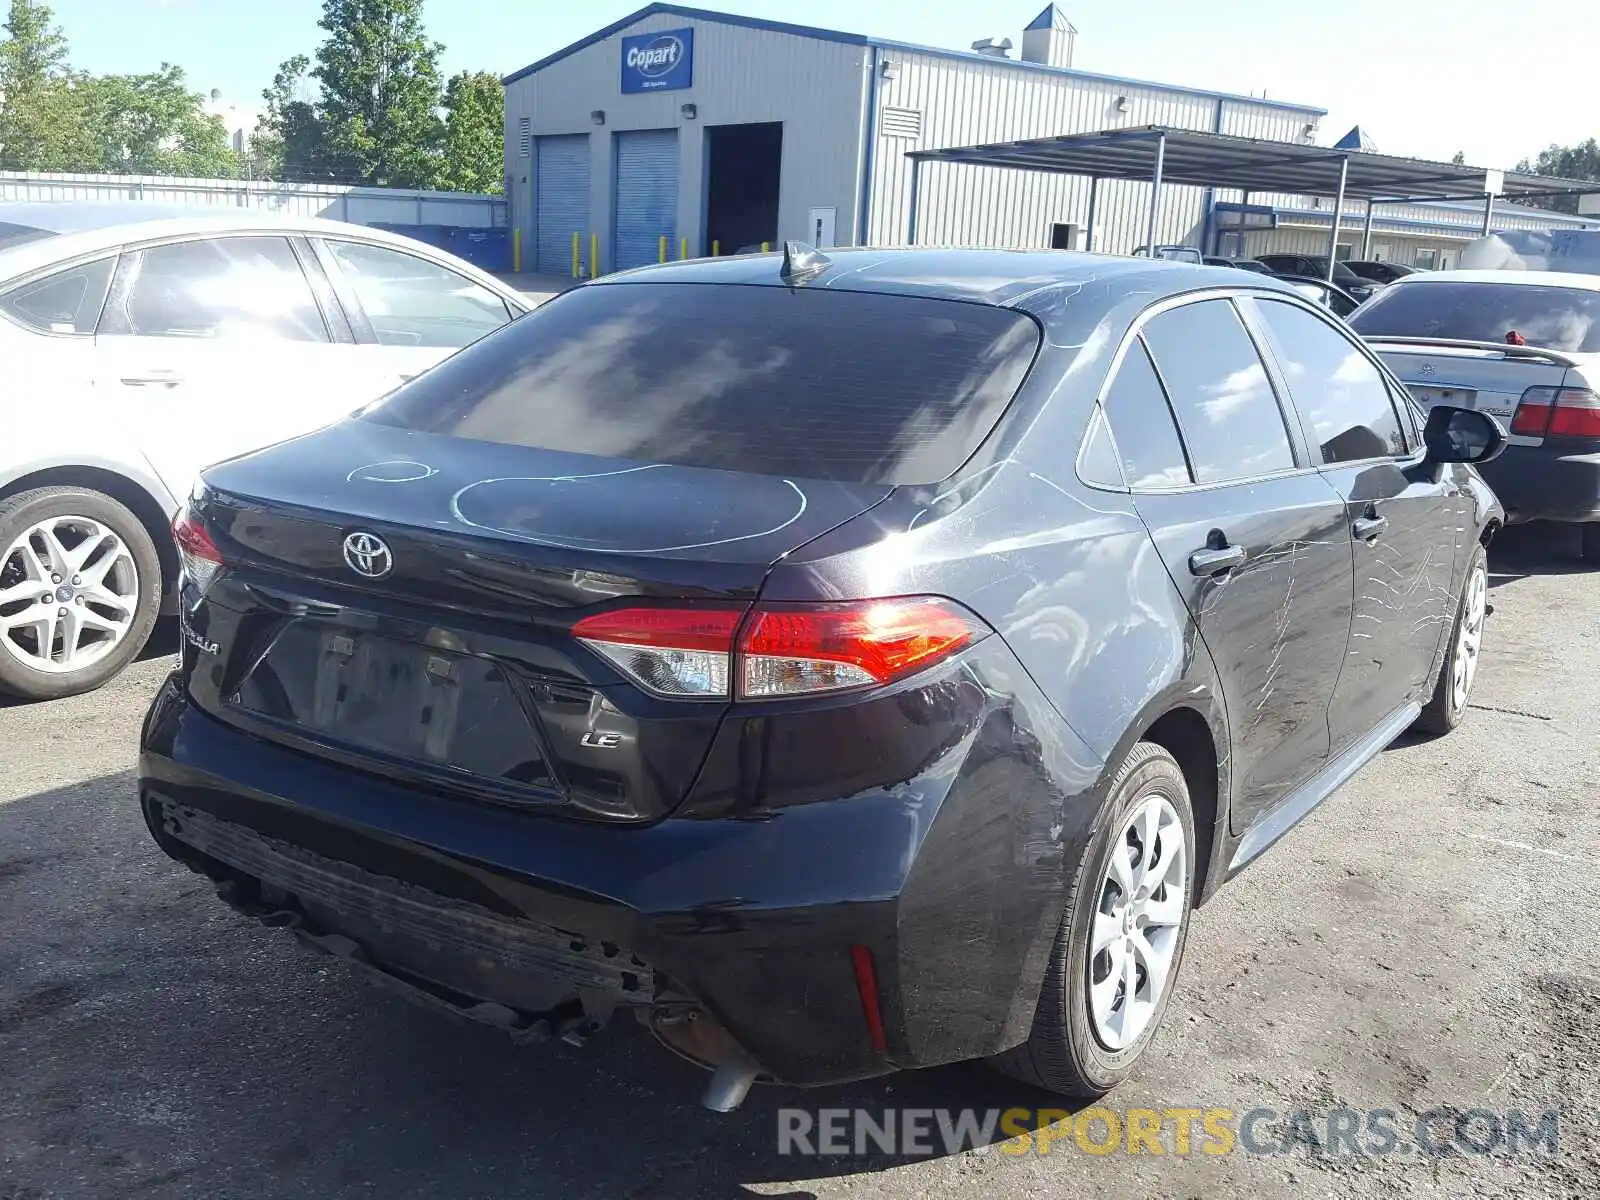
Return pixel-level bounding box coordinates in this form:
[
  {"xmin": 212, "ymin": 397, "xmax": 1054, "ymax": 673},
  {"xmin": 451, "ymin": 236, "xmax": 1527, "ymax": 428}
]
[
  {"xmin": 436, "ymin": 70, "xmax": 502, "ymax": 193},
  {"xmin": 1516, "ymin": 140, "xmax": 1600, "ymax": 214},
  {"xmin": 1451, "ymin": 150, "xmax": 1466, "ymax": 165},
  {"xmin": 309, "ymin": 0, "xmax": 444, "ymax": 186},
  {"xmin": 252, "ymin": 54, "xmax": 328, "ymax": 179},
  {"xmin": 0, "ymin": 0, "xmax": 78, "ymax": 169},
  {"xmin": 84, "ymin": 64, "xmax": 236, "ymax": 176}
]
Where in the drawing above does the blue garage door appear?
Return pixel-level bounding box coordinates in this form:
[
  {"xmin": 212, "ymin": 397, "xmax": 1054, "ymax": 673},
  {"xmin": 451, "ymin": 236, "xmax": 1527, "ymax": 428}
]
[
  {"xmin": 613, "ymin": 129, "xmax": 679, "ymax": 272},
  {"xmin": 535, "ymin": 134, "xmax": 590, "ymax": 274}
]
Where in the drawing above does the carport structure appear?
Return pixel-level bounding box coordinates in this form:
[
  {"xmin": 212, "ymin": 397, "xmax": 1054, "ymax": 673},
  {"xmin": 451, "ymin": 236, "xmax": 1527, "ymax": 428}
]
[{"xmin": 905, "ymin": 127, "xmax": 1600, "ymax": 278}]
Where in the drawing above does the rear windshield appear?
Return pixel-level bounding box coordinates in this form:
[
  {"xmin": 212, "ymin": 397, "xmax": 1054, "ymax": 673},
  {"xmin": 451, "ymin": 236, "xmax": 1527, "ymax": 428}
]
[
  {"xmin": 363, "ymin": 281, "xmax": 1041, "ymax": 485},
  {"xmin": 0, "ymin": 222, "xmax": 56, "ymax": 252},
  {"xmin": 1351, "ymin": 281, "xmax": 1600, "ymax": 352}
]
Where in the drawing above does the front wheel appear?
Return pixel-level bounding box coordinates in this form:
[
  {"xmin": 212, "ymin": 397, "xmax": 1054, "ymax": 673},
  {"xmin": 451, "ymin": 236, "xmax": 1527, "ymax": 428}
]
[
  {"xmin": 1415, "ymin": 545, "xmax": 1487, "ymax": 735},
  {"xmin": 0, "ymin": 487, "xmax": 163, "ymax": 701},
  {"xmin": 989, "ymin": 742, "xmax": 1196, "ymax": 1097}
]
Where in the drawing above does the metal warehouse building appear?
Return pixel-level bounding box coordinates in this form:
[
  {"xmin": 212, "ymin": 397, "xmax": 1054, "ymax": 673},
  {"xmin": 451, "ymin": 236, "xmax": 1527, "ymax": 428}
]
[
  {"xmin": 501, "ymin": 3, "xmax": 1596, "ymax": 275},
  {"xmin": 502, "ymin": 3, "xmax": 1326, "ymax": 274}
]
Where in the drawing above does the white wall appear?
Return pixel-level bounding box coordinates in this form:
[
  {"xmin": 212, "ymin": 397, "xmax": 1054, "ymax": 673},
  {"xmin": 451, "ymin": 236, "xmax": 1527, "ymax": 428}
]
[
  {"xmin": 869, "ymin": 49, "xmax": 1319, "ymax": 253},
  {"xmin": 505, "ymin": 15, "xmax": 866, "ymax": 271},
  {"xmin": 0, "ymin": 171, "xmax": 505, "ymax": 227}
]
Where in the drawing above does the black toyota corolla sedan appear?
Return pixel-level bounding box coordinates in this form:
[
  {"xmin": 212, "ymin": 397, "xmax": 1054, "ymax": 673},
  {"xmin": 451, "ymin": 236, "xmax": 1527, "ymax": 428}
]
[{"xmin": 139, "ymin": 247, "xmax": 1505, "ymax": 1110}]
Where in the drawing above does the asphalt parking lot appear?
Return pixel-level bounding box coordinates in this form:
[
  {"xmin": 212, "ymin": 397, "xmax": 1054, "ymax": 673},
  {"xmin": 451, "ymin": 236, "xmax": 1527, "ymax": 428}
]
[{"xmin": 1, "ymin": 524, "xmax": 1596, "ymax": 1200}]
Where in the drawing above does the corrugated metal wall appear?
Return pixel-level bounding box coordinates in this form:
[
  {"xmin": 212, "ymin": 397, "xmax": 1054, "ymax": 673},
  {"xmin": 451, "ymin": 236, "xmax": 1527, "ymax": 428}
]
[
  {"xmin": 868, "ymin": 51, "xmax": 1319, "ymax": 252},
  {"xmin": 0, "ymin": 171, "xmax": 505, "ymax": 227},
  {"xmin": 504, "ymin": 15, "xmax": 865, "ymax": 272}
]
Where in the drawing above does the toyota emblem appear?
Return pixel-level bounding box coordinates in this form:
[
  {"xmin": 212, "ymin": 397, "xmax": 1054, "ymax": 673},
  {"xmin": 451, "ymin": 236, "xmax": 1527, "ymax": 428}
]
[
  {"xmin": 343, "ymin": 532, "xmax": 393, "ymax": 579},
  {"xmin": 1418, "ymin": 363, "xmax": 1436, "ymax": 376}
]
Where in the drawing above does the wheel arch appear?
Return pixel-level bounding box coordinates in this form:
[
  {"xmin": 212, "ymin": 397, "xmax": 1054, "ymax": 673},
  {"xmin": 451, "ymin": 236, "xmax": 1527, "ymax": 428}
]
[
  {"xmin": 0, "ymin": 464, "xmax": 180, "ymax": 596},
  {"xmin": 1094, "ymin": 662, "xmax": 1233, "ymax": 909}
]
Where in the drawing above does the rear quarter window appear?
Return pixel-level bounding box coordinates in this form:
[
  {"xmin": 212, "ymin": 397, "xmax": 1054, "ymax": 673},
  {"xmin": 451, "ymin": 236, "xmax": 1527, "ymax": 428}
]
[{"xmin": 363, "ymin": 282, "xmax": 1042, "ymax": 486}]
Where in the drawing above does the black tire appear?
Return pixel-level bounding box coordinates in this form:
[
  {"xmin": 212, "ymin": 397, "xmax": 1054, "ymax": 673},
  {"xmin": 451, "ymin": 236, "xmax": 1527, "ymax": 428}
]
[
  {"xmin": 990, "ymin": 741, "xmax": 1196, "ymax": 1097},
  {"xmin": 1415, "ymin": 544, "xmax": 1488, "ymax": 736},
  {"xmin": 1581, "ymin": 522, "xmax": 1600, "ymax": 565},
  {"xmin": 0, "ymin": 487, "xmax": 163, "ymax": 701}
]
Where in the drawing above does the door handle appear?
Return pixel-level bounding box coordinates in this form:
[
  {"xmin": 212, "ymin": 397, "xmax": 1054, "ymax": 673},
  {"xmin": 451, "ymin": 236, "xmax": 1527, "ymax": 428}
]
[
  {"xmin": 1188, "ymin": 543, "xmax": 1247, "ymax": 577},
  {"xmin": 1353, "ymin": 514, "xmax": 1389, "ymax": 542},
  {"xmin": 120, "ymin": 372, "xmax": 183, "ymax": 388}
]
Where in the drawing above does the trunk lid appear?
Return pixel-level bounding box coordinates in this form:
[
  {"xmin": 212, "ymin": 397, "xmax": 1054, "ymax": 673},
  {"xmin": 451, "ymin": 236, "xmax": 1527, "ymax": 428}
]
[
  {"xmin": 183, "ymin": 420, "xmax": 891, "ymax": 822},
  {"xmin": 1366, "ymin": 338, "xmax": 1591, "ymax": 444}
]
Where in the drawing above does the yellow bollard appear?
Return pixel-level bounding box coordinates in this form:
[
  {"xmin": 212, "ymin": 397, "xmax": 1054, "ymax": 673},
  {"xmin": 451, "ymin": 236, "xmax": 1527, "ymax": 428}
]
[
  {"xmin": 512, "ymin": 228, "xmax": 523, "ymax": 273},
  {"xmin": 712, "ymin": 239, "xmax": 720, "ymax": 257},
  {"xmin": 762, "ymin": 241, "xmax": 770, "ymax": 253},
  {"xmin": 680, "ymin": 237, "xmax": 689, "ymax": 260},
  {"xmin": 571, "ymin": 231, "xmax": 580, "ymax": 278},
  {"xmin": 590, "ymin": 233, "xmax": 599, "ymax": 278},
  {"xmin": 659, "ymin": 235, "xmax": 668, "ymax": 263}
]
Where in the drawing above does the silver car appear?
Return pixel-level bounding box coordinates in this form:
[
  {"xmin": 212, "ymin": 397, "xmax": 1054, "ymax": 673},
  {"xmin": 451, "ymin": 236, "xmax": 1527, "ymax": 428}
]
[{"xmin": 0, "ymin": 203, "xmax": 529, "ymax": 700}]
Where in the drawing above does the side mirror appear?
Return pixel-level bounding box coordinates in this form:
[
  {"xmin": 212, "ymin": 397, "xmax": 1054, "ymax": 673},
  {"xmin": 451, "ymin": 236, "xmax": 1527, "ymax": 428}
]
[{"xmin": 1423, "ymin": 404, "xmax": 1507, "ymax": 465}]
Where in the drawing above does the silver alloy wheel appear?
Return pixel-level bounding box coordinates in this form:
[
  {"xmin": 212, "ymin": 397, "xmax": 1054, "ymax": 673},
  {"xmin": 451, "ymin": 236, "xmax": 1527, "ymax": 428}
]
[
  {"xmin": 1451, "ymin": 562, "xmax": 1487, "ymax": 712},
  {"xmin": 1088, "ymin": 794, "xmax": 1188, "ymax": 1052},
  {"xmin": 0, "ymin": 516, "xmax": 140, "ymax": 674}
]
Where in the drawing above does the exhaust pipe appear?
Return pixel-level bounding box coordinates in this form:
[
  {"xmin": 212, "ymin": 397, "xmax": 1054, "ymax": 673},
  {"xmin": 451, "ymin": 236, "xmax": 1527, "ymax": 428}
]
[
  {"xmin": 651, "ymin": 1009, "xmax": 766, "ymax": 1113},
  {"xmin": 702, "ymin": 1051, "xmax": 762, "ymax": 1112}
]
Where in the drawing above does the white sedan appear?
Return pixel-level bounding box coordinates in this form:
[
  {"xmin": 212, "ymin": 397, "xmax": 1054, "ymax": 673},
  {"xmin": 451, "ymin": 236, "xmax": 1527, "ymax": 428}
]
[{"xmin": 0, "ymin": 202, "xmax": 530, "ymax": 700}]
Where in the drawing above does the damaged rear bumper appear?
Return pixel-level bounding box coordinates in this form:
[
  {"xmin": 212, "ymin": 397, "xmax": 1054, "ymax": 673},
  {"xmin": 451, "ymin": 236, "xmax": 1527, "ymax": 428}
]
[{"xmin": 138, "ymin": 672, "xmax": 1085, "ymax": 1089}]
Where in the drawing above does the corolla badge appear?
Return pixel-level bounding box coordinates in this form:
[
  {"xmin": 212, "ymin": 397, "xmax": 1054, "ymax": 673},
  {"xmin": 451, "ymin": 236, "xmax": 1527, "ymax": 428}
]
[
  {"xmin": 628, "ymin": 34, "xmax": 683, "ymax": 77},
  {"xmin": 343, "ymin": 532, "xmax": 393, "ymax": 579}
]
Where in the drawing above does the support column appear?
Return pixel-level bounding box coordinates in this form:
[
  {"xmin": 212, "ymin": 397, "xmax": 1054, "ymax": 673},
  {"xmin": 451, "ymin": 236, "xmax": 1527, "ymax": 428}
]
[
  {"xmin": 1145, "ymin": 133, "xmax": 1167, "ymax": 254},
  {"xmin": 1361, "ymin": 198, "xmax": 1375, "ymax": 258},
  {"xmin": 907, "ymin": 157, "xmax": 923, "ymax": 246},
  {"xmin": 1326, "ymin": 156, "xmax": 1349, "ymax": 281},
  {"xmin": 1085, "ymin": 176, "xmax": 1100, "ymax": 252},
  {"xmin": 1480, "ymin": 192, "xmax": 1497, "ymax": 237}
]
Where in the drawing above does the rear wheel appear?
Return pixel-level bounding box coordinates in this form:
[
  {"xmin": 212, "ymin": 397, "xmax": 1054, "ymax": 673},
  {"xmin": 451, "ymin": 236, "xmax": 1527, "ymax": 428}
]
[
  {"xmin": 1415, "ymin": 545, "xmax": 1487, "ymax": 735},
  {"xmin": 1581, "ymin": 522, "xmax": 1600, "ymax": 564},
  {"xmin": 990, "ymin": 742, "xmax": 1195, "ymax": 1097},
  {"xmin": 0, "ymin": 487, "xmax": 162, "ymax": 701}
]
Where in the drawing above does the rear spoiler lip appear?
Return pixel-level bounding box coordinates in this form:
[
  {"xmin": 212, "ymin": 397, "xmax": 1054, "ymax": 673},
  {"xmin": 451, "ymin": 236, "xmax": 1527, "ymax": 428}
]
[{"xmin": 1361, "ymin": 336, "xmax": 1581, "ymax": 370}]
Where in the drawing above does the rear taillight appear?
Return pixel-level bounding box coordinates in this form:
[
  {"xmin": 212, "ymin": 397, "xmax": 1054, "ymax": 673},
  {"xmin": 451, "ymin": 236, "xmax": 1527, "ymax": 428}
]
[
  {"xmin": 569, "ymin": 607, "xmax": 741, "ymax": 698},
  {"xmin": 572, "ymin": 597, "xmax": 988, "ymax": 701},
  {"xmin": 740, "ymin": 598, "xmax": 987, "ymax": 698},
  {"xmin": 1512, "ymin": 387, "xmax": 1600, "ymax": 438},
  {"xmin": 172, "ymin": 509, "xmax": 223, "ymax": 591}
]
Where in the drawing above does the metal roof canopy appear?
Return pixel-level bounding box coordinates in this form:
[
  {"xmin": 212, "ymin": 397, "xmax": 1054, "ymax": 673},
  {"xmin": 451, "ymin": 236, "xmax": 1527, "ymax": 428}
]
[{"xmin": 905, "ymin": 126, "xmax": 1600, "ymax": 278}]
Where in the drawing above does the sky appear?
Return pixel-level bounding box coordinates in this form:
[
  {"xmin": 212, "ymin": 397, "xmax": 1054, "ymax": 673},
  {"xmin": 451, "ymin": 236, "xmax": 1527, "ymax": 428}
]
[{"xmin": 35, "ymin": 0, "xmax": 1598, "ymax": 169}]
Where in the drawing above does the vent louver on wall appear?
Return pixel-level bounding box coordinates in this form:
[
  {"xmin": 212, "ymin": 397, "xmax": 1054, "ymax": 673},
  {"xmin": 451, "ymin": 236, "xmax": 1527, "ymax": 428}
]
[{"xmin": 880, "ymin": 107, "xmax": 923, "ymax": 140}]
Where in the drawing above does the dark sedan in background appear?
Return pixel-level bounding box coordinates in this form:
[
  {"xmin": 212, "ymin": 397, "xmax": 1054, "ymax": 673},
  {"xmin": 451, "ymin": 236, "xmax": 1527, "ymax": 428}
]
[
  {"xmin": 1255, "ymin": 253, "xmax": 1382, "ymax": 301},
  {"xmin": 138, "ymin": 248, "xmax": 1505, "ymax": 1111}
]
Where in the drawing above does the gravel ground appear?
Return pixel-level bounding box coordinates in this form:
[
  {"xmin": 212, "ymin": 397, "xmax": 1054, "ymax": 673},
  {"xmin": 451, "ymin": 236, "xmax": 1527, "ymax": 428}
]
[{"xmin": 1, "ymin": 524, "xmax": 1596, "ymax": 1199}]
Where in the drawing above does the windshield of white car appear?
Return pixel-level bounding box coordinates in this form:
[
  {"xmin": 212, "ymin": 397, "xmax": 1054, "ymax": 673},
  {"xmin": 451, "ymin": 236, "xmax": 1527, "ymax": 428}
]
[
  {"xmin": 0, "ymin": 222, "xmax": 57, "ymax": 252},
  {"xmin": 1351, "ymin": 281, "xmax": 1600, "ymax": 353}
]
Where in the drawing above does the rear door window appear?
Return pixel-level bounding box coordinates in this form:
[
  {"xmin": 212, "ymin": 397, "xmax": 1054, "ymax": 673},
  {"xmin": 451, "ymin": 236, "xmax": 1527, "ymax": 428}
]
[
  {"xmin": 0, "ymin": 257, "xmax": 114, "ymax": 334},
  {"xmin": 1141, "ymin": 299, "xmax": 1297, "ymax": 484},
  {"xmin": 1255, "ymin": 299, "xmax": 1408, "ymax": 463},
  {"xmin": 1100, "ymin": 337, "xmax": 1191, "ymax": 489},
  {"xmin": 363, "ymin": 282, "xmax": 1043, "ymax": 485},
  {"xmin": 1351, "ymin": 281, "xmax": 1600, "ymax": 352},
  {"xmin": 100, "ymin": 236, "xmax": 329, "ymax": 342}
]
